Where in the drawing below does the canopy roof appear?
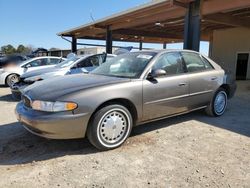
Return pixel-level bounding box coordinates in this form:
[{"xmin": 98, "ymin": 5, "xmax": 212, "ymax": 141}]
[{"xmin": 58, "ymin": 0, "xmax": 250, "ymax": 43}]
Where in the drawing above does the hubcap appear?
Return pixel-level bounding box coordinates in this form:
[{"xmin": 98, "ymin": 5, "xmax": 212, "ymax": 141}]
[
  {"xmin": 214, "ymin": 91, "xmax": 227, "ymax": 114},
  {"xmin": 98, "ymin": 109, "xmax": 129, "ymax": 146},
  {"xmin": 8, "ymin": 75, "xmax": 19, "ymax": 86}
]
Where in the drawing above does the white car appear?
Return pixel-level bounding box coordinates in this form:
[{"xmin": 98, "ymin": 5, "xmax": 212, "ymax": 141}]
[{"xmin": 0, "ymin": 56, "xmax": 65, "ymax": 86}]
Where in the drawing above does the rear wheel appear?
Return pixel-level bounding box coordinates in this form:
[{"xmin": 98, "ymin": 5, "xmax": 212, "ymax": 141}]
[
  {"xmin": 206, "ymin": 88, "xmax": 228, "ymax": 117},
  {"xmin": 6, "ymin": 74, "xmax": 19, "ymax": 87},
  {"xmin": 87, "ymin": 104, "xmax": 133, "ymax": 150}
]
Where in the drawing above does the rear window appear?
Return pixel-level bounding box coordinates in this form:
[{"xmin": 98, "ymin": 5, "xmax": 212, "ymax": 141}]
[{"xmin": 182, "ymin": 52, "xmax": 213, "ymax": 73}]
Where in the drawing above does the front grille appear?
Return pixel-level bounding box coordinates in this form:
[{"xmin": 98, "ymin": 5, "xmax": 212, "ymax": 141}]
[{"xmin": 22, "ymin": 95, "xmax": 32, "ymax": 108}]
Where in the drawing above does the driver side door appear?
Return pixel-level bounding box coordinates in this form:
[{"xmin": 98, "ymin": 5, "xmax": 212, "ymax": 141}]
[
  {"xmin": 142, "ymin": 52, "xmax": 189, "ymax": 121},
  {"xmin": 23, "ymin": 58, "xmax": 48, "ymax": 73}
]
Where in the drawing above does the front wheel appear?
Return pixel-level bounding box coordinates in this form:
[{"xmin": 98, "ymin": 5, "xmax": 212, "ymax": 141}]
[
  {"xmin": 87, "ymin": 104, "xmax": 133, "ymax": 150},
  {"xmin": 6, "ymin": 74, "xmax": 20, "ymax": 87},
  {"xmin": 206, "ymin": 88, "xmax": 228, "ymax": 117}
]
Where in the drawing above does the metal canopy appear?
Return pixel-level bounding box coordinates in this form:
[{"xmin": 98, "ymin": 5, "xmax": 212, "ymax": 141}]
[{"xmin": 57, "ymin": 0, "xmax": 250, "ymax": 46}]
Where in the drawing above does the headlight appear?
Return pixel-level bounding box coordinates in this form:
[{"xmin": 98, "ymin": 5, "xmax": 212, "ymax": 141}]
[{"xmin": 32, "ymin": 100, "xmax": 77, "ymax": 112}]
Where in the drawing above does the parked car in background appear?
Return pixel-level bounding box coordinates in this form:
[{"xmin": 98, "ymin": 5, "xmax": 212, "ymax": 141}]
[
  {"xmin": 0, "ymin": 56, "xmax": 65, "ymax": 86},
  {"xmin": 16, "ymin": 50, "xmax": 236, "ymax": 150},
  {"xmin": 11, "ymin": 53, "xmax": 116, "ymax": 99}
]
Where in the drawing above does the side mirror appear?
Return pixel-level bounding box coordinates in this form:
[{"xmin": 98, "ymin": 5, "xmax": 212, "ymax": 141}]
[{"xmin": 148, "ymin": 69, "xmax": 166, "ymax": 79}]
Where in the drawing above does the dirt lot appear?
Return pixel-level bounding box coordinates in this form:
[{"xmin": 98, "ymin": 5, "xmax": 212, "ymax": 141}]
[{"xmin": 0, "ymin": 81, "xmax": 249, "ymax": 188}]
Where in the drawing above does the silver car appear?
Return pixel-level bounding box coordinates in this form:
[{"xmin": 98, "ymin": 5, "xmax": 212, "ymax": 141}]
[
  {"xmin": 16, "ymin": 50, "xmax": 236, "ymax": 150},
  {"xmin": 11, "ymin": 53, "xmax": 116, "ymax": 100}
]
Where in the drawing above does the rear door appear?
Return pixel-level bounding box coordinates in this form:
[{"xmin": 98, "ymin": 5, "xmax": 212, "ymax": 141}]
[
  {"xmin": 181, "ymin": 52, "xmax": 219, "ymax": 109},
  {"xmin": 143, "ymin": 52, "xmax": 189, "ymax": 121}
]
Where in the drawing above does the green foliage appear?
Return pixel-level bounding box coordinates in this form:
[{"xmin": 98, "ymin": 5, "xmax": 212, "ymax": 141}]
[
  {"xmin": 1, "ymin": 44, "xmax": 33, "ymax": 55},
  {"xmin": 1, "ymin": 45, "xmax": 16, "ymax": 55}
]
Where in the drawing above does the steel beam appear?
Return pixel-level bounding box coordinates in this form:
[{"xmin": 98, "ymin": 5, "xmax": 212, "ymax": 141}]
[
  {"xmin": 139, "ymin": 41, "xmax": 143, "ymax": 50},
  {"xmin": 106, "ymin": 26, "xmax": 113, "ymax": 53},
  {"xmin": 183, "ymin": 0, "xmax": 201, "ymax": 51},
  {"xmin": 163, "ymin": 43, "xmax": 167, "ymax": 49},
  {"xmin": 71, "ymin": 36, "xmax": 77, "ymax": 53}
]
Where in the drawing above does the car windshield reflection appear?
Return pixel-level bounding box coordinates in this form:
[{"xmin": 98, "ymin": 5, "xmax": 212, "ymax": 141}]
[{"xmin": 91, "ymin": 52, "xmax": 156, "ymax": 78}]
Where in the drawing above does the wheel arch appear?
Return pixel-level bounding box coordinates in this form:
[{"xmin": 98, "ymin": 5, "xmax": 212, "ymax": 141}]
[
  {"xmin": 219, "ymin": 84, "xmax": 230, "ymax": 98},
  {"xmin": 89, "ymin": 98, "xmax": 138, "ymax": 125}
]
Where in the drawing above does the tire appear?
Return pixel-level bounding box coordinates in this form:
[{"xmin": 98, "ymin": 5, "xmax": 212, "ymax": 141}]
[
  {"xmin": 6, "ymin": 74, "xmax": 20, "ymax": 87},
  {"xmin": 87, "ymin": 104, "xmax": 133, "ymax": 150},
  {"xmin": 205, "ymin": 88, "xmax": 228, "ymax": 117}
]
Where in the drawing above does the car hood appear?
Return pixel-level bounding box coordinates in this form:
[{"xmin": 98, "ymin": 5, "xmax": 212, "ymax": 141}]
[
  {"xmin": 25, "ymin": 70, "xmax": 68, "ymax": 82},
  {"xmin": 24, "ymin": 74, "xmax": 130, "ymax": 100},
  {"xmin": 21, "ymin": 66, "xmax": 65, "ymax": 78}
]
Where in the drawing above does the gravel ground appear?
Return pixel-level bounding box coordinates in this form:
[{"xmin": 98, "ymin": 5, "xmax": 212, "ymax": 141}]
[{"xmin": 0, "ymin": 81, "xmax": 249, "ymax": 188}]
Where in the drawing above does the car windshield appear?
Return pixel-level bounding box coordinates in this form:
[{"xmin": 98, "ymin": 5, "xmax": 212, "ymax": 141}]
[
  {"xmin": 56, "ymin": 56, "xmax": 80, "ymax": 68},
  {"xmin": 91, "ymin": 52, "xmax": 156, "ymax": 78}
]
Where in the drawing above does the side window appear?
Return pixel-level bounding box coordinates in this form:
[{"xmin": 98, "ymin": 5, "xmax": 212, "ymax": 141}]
[
  {"xmin": 182, "ymin": 52, "xmax": 213, "ymax": 73},
  {"xmin": 76, "ymin": 58, "xmax": 93, "ymax": 68},
  {"xmin": 27, "ymin": 59, "xmax": 47, "ymax": 67},
  {"xmin": 201, "ymin": 56, "xmax": 214, "ymax": 70},
  {"xmin": 48, "ymin": 58, "xmax": 60, "ymax": 65},
  {"xmin": 89, "ymin": 55, "xmax": 101, "ymax": 66},
  {"xmin": 153, "ymin": 52, "xmax": 184, "ymax": 76}
]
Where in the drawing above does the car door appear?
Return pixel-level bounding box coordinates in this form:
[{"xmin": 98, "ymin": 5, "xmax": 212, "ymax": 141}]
[
  {"xmin": 181, "ymin": 52, "xmax": 219, "ymax": 109},
  {"xmin": 143, "ymin": 52, "xmax": 189, "ymax": 121},
  {"xmin": 23, "ymin": 58, "xmax": 48, "ymax": 73}
]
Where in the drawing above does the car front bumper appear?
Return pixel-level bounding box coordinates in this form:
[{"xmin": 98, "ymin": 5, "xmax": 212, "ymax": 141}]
[
  {"xmin": 0, "ymin": 71, "xmax": 8, "ymax": 85},
  {"xmin": 15, "ymin": 102, "xmax": 90, "ymax": 139}
]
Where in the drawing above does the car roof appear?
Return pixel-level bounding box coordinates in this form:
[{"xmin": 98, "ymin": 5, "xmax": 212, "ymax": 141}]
[
  {"xmin": 20, "ymin": 56, "xmax": 65, "ymax": 66},
  {"xmin": 135, "ymin": 49, "xmax": 201, "ymax": 54},
  {"xmin": 75, "ymin": 53, "xmax": 116, "ymax": 59}
]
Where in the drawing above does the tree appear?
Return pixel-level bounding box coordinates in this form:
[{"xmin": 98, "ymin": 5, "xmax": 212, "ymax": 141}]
[
  {"xmin": 16, "ymin": 45, "xmax": 26, "ymax": 53},
  {"xmin": 1, "ymin": 45, "xmax": 16, "ymax": 55}
]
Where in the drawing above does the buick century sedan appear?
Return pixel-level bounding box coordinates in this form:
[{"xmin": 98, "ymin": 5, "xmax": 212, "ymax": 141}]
[{"xmin": 16, "ymin": 50, "xmax": 236, "ymax": 150}]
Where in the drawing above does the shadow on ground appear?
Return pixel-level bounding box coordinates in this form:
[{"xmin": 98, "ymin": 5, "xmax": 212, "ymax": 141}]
[
  {"xmin": 0, "ymin": 81, "xmax": 249, "ymax": 166},
  {"xmin": 0, "ymin": 94, "xmax": 17, "ymax": 102},
  {"xmin": 0, "ymin": 103, "xmax": 249, "ymax": 166}
]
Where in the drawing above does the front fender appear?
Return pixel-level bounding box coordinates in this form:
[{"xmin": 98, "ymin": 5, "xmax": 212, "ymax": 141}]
[{"xmin": 58, "ymin": 80, "xmax": 143, "ymax": 123}]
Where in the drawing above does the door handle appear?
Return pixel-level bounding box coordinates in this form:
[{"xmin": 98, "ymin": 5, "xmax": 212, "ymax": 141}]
[
  {"xmin": 179, "ymin": 83, "xmax": 187, "ymax": 86},
  {"xmin": 211, "ymin": 76, "xmax": 217, "ymax": 81}
]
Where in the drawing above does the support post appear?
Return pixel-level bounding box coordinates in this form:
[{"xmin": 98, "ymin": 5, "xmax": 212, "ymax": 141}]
[
  {"xmin": 163, "ymin": 43, "xmax": 167, "ymax": 49},
  {"xmin": 71, "ymin": 36, "xmax": 77, "ymax": 53},
  {"xmin": 183, "ymin": 0, "xmax": 202, "ymax": 51},
  {"xmin": 208, "ymin": 32, "xmax": 213, "ymax": 58},
  {"xmin": 139, "ymin": 41, "xmax": 143, "ymax": 50},
  {"xmin": 106, "ymin": 26, "xmax": 113, "ymax": 53}
]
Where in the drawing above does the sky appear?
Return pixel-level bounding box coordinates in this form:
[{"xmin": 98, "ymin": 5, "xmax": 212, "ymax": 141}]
[{"xmin": 0, "ymin": 0, "xmax": 209, "ymax": 54}]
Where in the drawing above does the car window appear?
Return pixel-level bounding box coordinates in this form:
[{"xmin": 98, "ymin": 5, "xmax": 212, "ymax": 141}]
[
  {"xmin": 27, "ymin": 59, "xmax": 48, "ymax": 67},
  {"xmin": 76, "ymin": 57, "xmax": 94, "ymax": 68},
  {"xmin": 91, "ymin": 52, "xmax": 156, "ymax": 78},
  {"xmin": 57, "ymin": 56, "xmax": 79, "ymax": 68},
  {"xmin": 48, "ymin": 58, "xmax": 60, "ymax": 65},
  {"xmin": 89, "ymin": 55, "xmax": 100, "ymax": 66},
  {"xmin": 153, "ymin": 52, "xmax": 184, "ymax": 76},
  {"xmin": 105, "ymin": 56, "xmax": 114, "ymax": 62},
  {"xmin": 201, "ymin": 56, "xmax": 214, "ymax": 70},
  {"xmin": 182, "ymin": 52, "xmax": 213, "ymax": 73}
]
